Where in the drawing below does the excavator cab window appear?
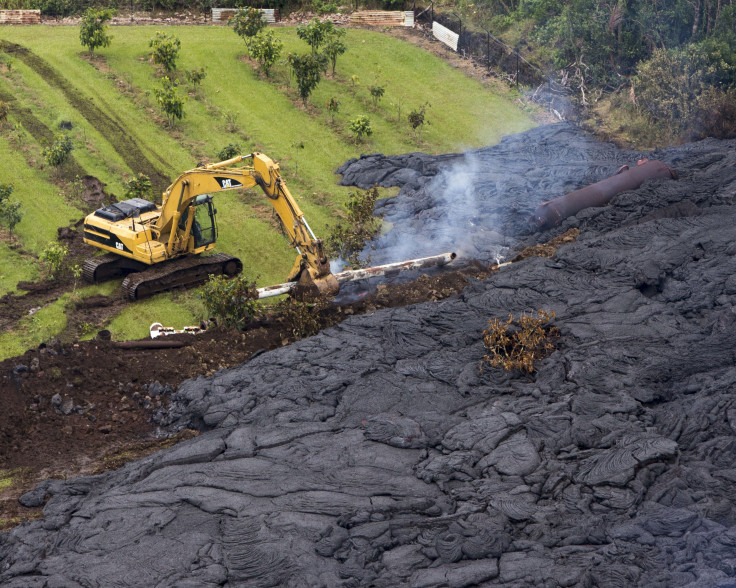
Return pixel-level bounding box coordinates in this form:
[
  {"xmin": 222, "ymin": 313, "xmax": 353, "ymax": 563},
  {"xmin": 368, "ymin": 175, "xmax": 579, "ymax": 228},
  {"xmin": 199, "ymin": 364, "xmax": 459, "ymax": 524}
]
[{"xmin": 192, "ymin": 195, "xmax": 217, "ymax": 248}]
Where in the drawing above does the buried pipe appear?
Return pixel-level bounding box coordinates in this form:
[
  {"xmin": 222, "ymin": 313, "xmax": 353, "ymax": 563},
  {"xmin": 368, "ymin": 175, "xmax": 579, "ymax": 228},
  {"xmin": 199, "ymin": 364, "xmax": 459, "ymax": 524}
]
[
  {"xmin": 256, "ymin": 252, "xmax": 457, "ymax": 299},
  {"xmin": 113, "ymin": 339, "xmax": 192, "ymax": 349},
  {"xmin": 531, "ymin": 159, "xmax": 677, "ymax": 230}
]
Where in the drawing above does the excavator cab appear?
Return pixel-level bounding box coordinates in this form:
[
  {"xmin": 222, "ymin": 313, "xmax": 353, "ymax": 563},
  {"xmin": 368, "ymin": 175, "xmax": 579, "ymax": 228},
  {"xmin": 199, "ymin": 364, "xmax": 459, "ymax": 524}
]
[
  {"xmin": 192, "ymin": 194, "xmax": 217, "ymax": 248},
  {"xmin": 177, "ymin": 194, "xmax": 217, "ymax": 251}
]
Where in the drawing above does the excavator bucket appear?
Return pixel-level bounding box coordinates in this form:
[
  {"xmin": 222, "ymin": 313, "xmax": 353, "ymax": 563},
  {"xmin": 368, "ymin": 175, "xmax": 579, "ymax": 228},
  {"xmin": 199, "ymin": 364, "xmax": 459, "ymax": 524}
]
[{"xmin": 291, "ymin": 271, "xmax": 340, "ymax": 300}]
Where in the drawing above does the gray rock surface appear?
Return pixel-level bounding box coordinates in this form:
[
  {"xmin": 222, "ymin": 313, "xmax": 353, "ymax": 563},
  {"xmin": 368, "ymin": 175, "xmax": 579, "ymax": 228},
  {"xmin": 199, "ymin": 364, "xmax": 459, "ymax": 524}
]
[{"xmin": 3, "ymin": 123, "xmax": 736, "ymax": 586}]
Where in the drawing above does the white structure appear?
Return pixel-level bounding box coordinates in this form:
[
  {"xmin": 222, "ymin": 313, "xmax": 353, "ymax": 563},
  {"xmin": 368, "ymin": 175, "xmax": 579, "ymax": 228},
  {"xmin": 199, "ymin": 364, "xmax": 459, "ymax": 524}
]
[
  {"xmin": 432, "ymin": 21, "xmax": 459, "ymax": 51},
  {"xmin": 211, "ymin": 8, "xmax": 279, "ymax": 24}
]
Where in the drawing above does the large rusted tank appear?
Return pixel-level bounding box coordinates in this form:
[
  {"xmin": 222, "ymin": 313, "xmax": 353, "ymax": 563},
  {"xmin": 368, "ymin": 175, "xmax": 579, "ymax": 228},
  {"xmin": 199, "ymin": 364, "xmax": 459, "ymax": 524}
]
[{"xmin": 531, "ymin": 159, "xmax": 677, "ymax": 230}]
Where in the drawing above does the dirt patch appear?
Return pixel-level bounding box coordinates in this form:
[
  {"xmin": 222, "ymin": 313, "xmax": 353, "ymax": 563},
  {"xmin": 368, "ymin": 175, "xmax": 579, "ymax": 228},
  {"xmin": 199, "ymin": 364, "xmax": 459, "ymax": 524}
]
[{"xmin": 77, "ymin": 175, "xmax": 109, "ymax": 207}]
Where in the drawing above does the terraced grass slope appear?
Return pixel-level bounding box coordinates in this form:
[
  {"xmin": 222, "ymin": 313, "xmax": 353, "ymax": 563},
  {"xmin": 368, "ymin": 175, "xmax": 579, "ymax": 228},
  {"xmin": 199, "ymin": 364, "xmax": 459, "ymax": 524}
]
[{"xmin": 0, "ymin": 24, "xmax": 535, "ymax": 348}]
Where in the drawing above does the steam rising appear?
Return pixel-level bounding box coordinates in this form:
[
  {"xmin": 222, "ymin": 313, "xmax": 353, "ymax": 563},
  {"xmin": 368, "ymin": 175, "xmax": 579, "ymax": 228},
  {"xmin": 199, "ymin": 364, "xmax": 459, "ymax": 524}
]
[
  {"xmin": 360, "ymin": 152, "xmax": 511, "ymax": 267},
  {"xmin": 338, "ymin": 123, "xmax": 644, "ymax": 275}
]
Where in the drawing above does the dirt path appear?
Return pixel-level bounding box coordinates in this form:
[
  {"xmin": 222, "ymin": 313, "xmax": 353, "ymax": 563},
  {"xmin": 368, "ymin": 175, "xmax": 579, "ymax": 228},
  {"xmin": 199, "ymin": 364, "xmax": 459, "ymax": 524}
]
[
  {"xmin": 0, "ymin": 41, "xmax": 171, "ymax": 194},
  {"xmin": 0, "ymin": 86, "xmax": 88, "ymax": 183}
]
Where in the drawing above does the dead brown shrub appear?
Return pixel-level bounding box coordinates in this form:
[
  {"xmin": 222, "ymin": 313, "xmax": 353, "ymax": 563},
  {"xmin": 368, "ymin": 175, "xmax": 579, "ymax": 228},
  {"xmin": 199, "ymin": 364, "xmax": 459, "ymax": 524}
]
[{"xmin": 481, "ymin": 309, "xmax": 560, "ymax": 374}]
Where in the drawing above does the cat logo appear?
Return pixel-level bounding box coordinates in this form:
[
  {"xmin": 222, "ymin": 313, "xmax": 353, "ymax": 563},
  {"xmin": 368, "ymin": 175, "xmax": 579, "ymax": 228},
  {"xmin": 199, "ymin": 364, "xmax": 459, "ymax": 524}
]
[
  {"xmin": 115, "ymin": 242, "xmax": 124, "ymax": 250},
  {"xmin": 215, "ymin": 177, "xmax": 243, "ymax": 190}
]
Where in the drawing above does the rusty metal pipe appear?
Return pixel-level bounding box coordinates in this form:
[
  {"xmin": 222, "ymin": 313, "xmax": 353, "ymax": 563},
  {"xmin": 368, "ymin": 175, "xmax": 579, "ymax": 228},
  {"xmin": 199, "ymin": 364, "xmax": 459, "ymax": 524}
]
[
  {"xmin": 256, "ymin": 252, "xmax": 457, "ymax": 299},
  {"xmin": 531, "ymin": 160, "xmax": 677, "ymax": 230}
]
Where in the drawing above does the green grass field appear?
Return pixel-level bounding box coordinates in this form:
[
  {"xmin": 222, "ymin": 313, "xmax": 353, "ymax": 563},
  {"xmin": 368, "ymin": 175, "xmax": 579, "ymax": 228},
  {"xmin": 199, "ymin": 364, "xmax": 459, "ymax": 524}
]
[{"xmin": 0, "ymin": 23, "xmax": 536, "ymax": 350}]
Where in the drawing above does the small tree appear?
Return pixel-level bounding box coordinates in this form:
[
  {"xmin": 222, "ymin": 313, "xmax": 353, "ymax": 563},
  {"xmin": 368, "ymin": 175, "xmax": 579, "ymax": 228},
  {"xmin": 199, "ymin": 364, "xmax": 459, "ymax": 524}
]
[
  {"xmin": 11, "ymin": 122, "xmax": 25, "ymax": 148},
  {"xmin": 184, "ymin": 67, "xmax": 207, "ymax": 90},
  {"xmin": 249, "ymin": 30, "xmax": 283, "ymax": 77},
  {"xmin": 369, "ymin": 67, "xmax": 386, "ymax": 107},
  {"xmin": 70, "ymin": 263, "xmax": 82, "ymax": 295},
  {"xmin": 326, "ymin": 96, "xmax": 340, "ymax": 124},
  {"xmin": 1, "ymin": 201, "xmax": 22, "ymax": 239},
  {"xmin": 230, "ymin": 7, "xmax": 266, "ymax": 55},
  {"xmin": 40, "ymin": 242, "xmax": 69, "ymax": 279},
  {"xmin": 223, "ymin": 111, "xmax": 238, "ymax": 133},
  {"xmin": 79, "ymin": 8, "xmax": 115, "ymax": 54},
  {"xmin": 217, "ymin": 143, "xmax": 241, "ymax": 160},
  {"xmin": 0, "ymin": 184, "xmax": 22, "ymax": 240},
  {"xmin": 369, "ymin": 84, "xmax": 385, "ymax": 107},
  {"xmin": 326, "ymin": 186, "xmax": 381, "ymax": 268},
  {"xmin": 296, "ymin": 19, "xmax": 333, "ymax": 55},
  {"xmin": 42, "ymin": 134, "xmax": 74, "ymax": 167},
  {"xmin": 0, "ymin": 183, "xmax": 13, "ymax": 205},
  {"xmin": 123, "ymin": 173, "xmax": 153, "ymax": 200},
  {"xmin": 153, "ymin": 76, "xmax": 185, "ymax": 126},
  {"xmin": 391, "ymin": 97, "xmax": 404, "ymax": 124},
  {"xmin": 348, "ymin": 115, "xmax": 372, "ymax": 142},
  {"xmin": 149, "ymin": 31, "xmax": 181, "ymax": 73},
  {"xmin": 291, "ymin": 140, "xmax": 305, "ymax": 175},
  {"xmin": 323, "ymin": 27, "xmax": 347, "ymax": 75},
  {"xmin": 200, "ymin": 273, "xmax": 260, "ymax": 329},
  {"xmin": 408, "ymin": 102, "xmax": 430, "ymax": 141},
  {"xmin": 0, "ymin": 101, "xmax": 8, "ymax": 123},
  {"xmin": 287, "ymin": 53, "xmax": 324, "ymax": 105}
]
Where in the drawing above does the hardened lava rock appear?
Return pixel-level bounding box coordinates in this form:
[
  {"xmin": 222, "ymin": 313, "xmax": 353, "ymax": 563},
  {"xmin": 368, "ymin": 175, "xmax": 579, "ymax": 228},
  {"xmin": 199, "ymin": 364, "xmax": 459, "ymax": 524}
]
[{"xmin": 2, "ymin": 124, "xmax": 736, "ymax": 587}]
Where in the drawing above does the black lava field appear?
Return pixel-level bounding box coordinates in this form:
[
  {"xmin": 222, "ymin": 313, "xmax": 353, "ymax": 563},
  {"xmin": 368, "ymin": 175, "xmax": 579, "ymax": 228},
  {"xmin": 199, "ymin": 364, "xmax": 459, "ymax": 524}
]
[{"xmin": 3, "ymin": 123, "xmax": 736, "ymax": 587}]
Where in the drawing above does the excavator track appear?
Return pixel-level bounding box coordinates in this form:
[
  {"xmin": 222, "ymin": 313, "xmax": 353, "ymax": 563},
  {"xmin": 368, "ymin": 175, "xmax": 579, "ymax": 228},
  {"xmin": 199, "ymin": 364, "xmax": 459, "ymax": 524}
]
[
  {"xmin": 82, "ymin": 254, "xmax": 148, "ymax": 284},
  {"xmin": 121, "ymin": 253, "xmax": 243, "ymax": 301}
]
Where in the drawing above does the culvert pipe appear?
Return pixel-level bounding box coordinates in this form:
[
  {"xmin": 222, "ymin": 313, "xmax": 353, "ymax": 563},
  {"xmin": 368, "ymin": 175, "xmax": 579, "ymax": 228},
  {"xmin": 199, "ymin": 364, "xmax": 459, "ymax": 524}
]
[{"xmin": 531, "ymin": 159, "xmax": 677, "ymax": 230}]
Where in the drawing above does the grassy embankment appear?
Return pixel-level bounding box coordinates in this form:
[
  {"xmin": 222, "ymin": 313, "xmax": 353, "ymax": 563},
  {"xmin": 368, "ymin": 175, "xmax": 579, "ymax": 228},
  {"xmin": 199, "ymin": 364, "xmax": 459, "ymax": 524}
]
[{"xmin": 0, "ymin": 24, "xmax": 535, "ymax": 353}]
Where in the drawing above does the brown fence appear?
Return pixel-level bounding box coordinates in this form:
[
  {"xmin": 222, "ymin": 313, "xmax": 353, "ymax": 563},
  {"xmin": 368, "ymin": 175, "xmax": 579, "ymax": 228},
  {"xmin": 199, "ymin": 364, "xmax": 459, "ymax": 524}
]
[
  {"xmin": 0, "ymin": 10, "xmax": 41, "ymax": 25},
  {"xmin": 350, "ymin": 10, "xmax": 414, "ymax": 27}
]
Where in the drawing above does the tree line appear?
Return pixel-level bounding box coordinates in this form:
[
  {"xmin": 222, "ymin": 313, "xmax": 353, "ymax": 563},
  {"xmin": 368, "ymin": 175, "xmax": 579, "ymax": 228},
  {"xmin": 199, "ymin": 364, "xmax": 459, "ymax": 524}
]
[
  {"xmin": 0, "ymin": 0, "xmax": 402, "ymax": 17},
  {"xmin": 457, "ymin": 0, "xmax": 736, "ymax": 141}
]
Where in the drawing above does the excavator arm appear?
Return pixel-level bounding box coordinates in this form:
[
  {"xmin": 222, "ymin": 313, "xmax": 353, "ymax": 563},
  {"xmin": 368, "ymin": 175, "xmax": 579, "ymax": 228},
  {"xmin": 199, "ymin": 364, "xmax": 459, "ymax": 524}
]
[{"xmin": 249, "ymin": 152, "xmax": 334, "ymax": 287}]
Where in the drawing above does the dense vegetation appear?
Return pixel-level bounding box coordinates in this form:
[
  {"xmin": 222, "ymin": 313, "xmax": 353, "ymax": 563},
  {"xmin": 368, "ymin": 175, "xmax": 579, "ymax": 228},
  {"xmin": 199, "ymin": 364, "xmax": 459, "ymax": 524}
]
[{"xmin": 449, "ymin": 0, "xmax": 736, "ymax": 143}]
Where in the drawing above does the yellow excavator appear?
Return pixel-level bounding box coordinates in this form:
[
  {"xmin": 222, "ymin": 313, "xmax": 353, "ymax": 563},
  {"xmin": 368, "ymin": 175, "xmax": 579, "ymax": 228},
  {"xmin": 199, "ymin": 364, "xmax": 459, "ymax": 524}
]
[{"xmin": 82, "ymin": 152, "xmax": 338, "ymax": 300}]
